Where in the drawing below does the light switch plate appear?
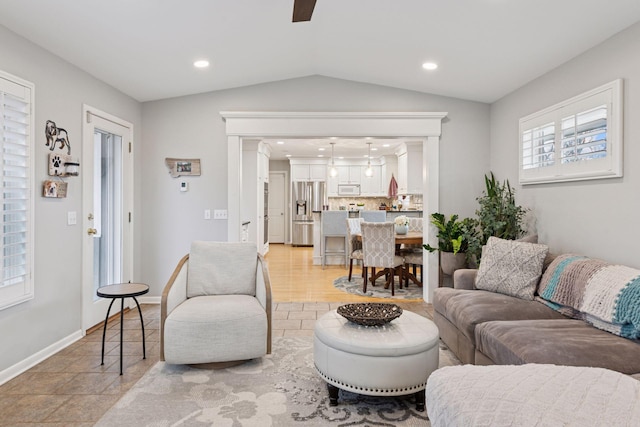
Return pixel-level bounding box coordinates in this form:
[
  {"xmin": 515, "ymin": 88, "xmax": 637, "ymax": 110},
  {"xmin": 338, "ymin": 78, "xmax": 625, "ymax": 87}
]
[
  {"xmin": 214, "ymin": 209, "xmax": 228, "ymax": 219},
  {"xmin": 204, "ymin": 209, "xmax": 211, "ymax": 220},
  {"xmin": 67, "ymin": 211, "xmax": 77, "ymax": 225}
]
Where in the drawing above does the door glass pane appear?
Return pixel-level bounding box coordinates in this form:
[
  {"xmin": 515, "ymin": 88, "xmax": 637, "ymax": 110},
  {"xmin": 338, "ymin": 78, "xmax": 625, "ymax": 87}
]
[{"xmin": 93, "ymin": 129, "xmax": 122, "ymax": 298}]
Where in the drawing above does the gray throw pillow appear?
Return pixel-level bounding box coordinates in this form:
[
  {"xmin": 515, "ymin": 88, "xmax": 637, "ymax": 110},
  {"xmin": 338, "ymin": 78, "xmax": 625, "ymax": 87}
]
[{"xmin": 475, "ymin": 236, "xmax": 549, "ymax": 300}]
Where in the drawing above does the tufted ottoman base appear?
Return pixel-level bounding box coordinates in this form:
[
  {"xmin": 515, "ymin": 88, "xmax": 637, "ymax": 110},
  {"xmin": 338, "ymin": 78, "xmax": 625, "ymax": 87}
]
[{"xmin": 314, "ymin": 309, "xmax": 439, "ymax": 411}]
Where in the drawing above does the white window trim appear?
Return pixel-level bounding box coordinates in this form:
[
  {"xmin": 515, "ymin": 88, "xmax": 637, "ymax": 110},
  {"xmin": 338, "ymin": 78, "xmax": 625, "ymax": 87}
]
[
  {"xmin": 0, "ymin": 70, "xmax": 35, "ymax": 310},
  {"xmin": 519, "ymin": 79, "xmax": 623, "ymax": 185}
]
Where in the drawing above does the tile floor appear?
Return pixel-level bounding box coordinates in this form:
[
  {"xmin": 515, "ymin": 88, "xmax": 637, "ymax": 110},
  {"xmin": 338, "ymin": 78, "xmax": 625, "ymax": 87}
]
[{"xmin": 0, "ymin": 300, "xmax": 431, "ymax": 426}]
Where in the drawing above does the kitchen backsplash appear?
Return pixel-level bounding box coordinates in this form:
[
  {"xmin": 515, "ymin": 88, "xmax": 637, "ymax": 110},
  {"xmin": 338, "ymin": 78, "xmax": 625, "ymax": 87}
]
[{"xmin": 329, "ymin": 195, "xmax": 423, "ymax": 211}]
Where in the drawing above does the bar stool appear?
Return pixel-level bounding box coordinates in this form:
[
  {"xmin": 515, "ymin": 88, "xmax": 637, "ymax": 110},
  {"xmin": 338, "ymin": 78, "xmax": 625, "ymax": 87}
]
[{"xmin": 321, "ymin": 210, "xmax": 348, "ymax": 269}]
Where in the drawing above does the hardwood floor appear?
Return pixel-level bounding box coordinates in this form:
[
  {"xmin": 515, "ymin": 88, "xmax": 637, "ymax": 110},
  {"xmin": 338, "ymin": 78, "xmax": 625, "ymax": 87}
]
[{"xmin": 266, "ymin": 243, "xmax": 425, "ymax": 303}]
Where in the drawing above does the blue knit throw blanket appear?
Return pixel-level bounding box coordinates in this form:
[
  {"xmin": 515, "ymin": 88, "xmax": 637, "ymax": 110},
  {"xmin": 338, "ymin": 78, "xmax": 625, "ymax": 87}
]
[{"xmin": 537, "ymin": 254, "xmax": 640, "ymax": 339}]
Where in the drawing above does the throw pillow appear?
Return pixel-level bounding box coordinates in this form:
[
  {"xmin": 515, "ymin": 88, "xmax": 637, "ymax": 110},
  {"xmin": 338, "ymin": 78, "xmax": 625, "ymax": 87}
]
[
  {"xmin": 516, "ymin": 234, "xmax": 538, "ymax": 243},
  {"xmin": 475, "ymin": 236, "xmax": 549, "ymax": 300}
]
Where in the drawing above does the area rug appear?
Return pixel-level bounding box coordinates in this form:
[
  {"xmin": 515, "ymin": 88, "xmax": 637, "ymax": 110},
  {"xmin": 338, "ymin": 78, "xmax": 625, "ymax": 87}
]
[
  {"xmin": 96, "ymin": 336, "xmax": 460, "ymax": 426},
  {"xmin": 333, "ymin": 275, "xmax": 424, "ymax": 299}
]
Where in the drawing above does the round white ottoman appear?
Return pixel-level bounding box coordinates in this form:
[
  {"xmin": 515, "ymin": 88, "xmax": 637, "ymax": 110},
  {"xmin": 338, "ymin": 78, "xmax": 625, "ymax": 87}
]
[{"xmin": 314, "ymin": 309, "xmax": 439, "ymax": 411}]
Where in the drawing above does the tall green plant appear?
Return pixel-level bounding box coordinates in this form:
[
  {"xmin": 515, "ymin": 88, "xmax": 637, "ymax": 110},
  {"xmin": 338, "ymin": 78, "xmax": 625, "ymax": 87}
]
[
  {"xmin": 459, "ymin": 217, "xmax": 481, "ymax": 266},
  {"xmin": 466, "ymin": 172, "xmax": 527, "ymax": 263},
  {"xmin": 477, "ymin": 172, "xmax": 526, "ymax": 242}
]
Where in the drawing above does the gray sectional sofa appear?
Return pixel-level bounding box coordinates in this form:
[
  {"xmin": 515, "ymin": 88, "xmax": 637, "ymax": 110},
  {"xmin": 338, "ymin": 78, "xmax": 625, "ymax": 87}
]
[{"xmin": 433, "ymin": 247, "xmax": 640, "ymax": 376}]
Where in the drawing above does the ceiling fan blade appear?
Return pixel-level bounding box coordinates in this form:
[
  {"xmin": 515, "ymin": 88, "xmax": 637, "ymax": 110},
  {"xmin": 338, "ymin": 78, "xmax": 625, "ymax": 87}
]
[{"xmin": 292, "ymin": 0, "xmax": 317, "ymax": 22}]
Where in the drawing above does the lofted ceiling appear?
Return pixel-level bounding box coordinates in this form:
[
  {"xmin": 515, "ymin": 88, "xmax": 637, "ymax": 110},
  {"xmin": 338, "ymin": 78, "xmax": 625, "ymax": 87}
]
[{"xmin": 1, "ymin": 0, "xmax": 639, "ymax": 105}]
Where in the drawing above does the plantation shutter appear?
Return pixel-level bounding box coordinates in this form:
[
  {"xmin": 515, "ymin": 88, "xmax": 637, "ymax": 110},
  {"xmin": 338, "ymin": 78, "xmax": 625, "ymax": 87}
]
[
  {"xmin": 519, "ymin": 79, "xmax": 622, "ymax": 184},
  {"xmin": 0, "ymin": 72, "xmax": 34, "ymax": 309}
]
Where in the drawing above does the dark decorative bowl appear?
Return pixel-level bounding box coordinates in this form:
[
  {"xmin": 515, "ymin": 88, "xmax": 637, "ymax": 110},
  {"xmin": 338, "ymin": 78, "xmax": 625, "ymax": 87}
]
[{"xmin": 337, "ymin": 303, "xmax": 403, "ymax": 326}]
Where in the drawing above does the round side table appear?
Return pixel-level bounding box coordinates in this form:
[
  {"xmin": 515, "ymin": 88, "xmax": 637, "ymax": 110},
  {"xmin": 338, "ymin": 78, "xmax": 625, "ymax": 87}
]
[{"xmin": 97, "ymin": 282, "xmax": 149, "ymax": 375}]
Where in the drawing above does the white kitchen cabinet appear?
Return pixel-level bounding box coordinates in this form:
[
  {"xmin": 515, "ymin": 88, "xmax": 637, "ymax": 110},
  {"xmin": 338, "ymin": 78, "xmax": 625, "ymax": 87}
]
[
  {"xmin": 309, "ymin": 164, "xmax": 326, "ymax": 181},
  {"xmin": 360, "ymin": 165, "xmax": 382, "ymax": 196},
  {"xmin": 328, "ymin": 165, "xmax": 359, "ymax": 197},
  {"xmin": 397, "ymin": 152, "xmax": 408, "ymax": 194},
  {"xmin": 327, "ymin": 159, "xmax": 395, "ymax": 197},
  {"xmin": 396, "ymin": 142, "xmax": 422, "ymax": 195},
  {"xmin": 291, "ymin": 163, "xmax": 327, "ymax": 181},
  {"xmin": 327, "ymin": 170, "xmax": 339, "ymax": 196},
  {"xmin": 338, "ymin": 165, "xmax": 361, "ymax": 184},
  {"xmin": 291, "ymin": 164, "xmax": 308, "ymax": 181}
]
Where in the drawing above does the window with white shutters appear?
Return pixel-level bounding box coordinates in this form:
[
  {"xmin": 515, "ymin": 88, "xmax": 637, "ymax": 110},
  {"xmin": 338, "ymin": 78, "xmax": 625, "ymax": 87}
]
[
  {"xmin": 0, "ymin": 71, "xmax": 34, "ymax": 310},
  {"xmin": 519, "ymin": 79, "xmax": 622, "ymax": 185}
]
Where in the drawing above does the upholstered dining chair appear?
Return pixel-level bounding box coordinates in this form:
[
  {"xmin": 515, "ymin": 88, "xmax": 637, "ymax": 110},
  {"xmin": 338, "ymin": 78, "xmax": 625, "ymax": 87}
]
[
  {"xmin": 361, "ymin": 222, "xmax": 404, "ymax": 296},
  {"xmin": 403, "ymin": 217, "xmax": 424, "ymax": 286},
  {"xmin": 160, "ymin": 241, "xmax": 271, "ymax": 367},
  {"xmin": 403, "ymin": 251, "xmax": 424, "ymax": 287},
  {"xmin": 346, "ymin": 217, "xmax": 364, "ymax": 281}
]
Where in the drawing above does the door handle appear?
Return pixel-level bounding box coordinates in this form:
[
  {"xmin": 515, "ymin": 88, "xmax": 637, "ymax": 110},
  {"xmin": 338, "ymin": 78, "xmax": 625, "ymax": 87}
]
[{"xmin": 87, "ymin": 228, "xmax": 97, "ymax": 235}]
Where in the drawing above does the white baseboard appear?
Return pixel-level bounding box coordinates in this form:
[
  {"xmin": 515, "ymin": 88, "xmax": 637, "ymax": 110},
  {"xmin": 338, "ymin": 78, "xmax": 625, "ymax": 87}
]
[
  {"xmin": 139, "ymin": 296, "xmax": 160, "ymax": 304},
  {"xmin": 0, "ymin": 330, "xmax": 83, "ymax": 386}
]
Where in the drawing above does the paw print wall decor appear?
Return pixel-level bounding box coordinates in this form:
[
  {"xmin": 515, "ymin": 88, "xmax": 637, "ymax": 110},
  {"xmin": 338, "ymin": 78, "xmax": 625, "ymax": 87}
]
[{"xmin": 48, "ymin": 152, "xmax": 78, "ymax": 176}]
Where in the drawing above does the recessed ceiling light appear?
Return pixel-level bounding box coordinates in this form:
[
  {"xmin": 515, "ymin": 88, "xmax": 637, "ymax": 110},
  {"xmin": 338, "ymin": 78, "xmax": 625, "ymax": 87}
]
[
  {"xmin": 422, "ymin": 62, "xmax": 438, "ymax": 71},
  {"xmin": 338, "ymin": 156, "xmax": 344, "ymax": 160},
  {"xmin": 329, "ymin": 137, "xmax": 338, "ymax": 140},
  {"xmin": 193, "ymin": 60, "xmax": 210, "ymax": 68},
  {"xmin": 277, "ymin": 141, "xmax": 285, "ymax": 145},
  {"xmin": 371, "ymin": 148, "xmax": 378, "ymax": 151},
  {"xmin": 318, "ymin": 148, "xmax": 325, "ymax": 151},
  {"xmin": 363, "ymin": 154, "xmax": 369, "ymax": 158},
  {"xmin": 285, "ymin": 154, "xmax": 292, "ymax": 157},
  {"xmin": 383, "ymin": 144, "xmax": 390, "ymax": 147},
  {"xmin": 317, "ymin": 154, "xmax": 324, "ymax": 157}
]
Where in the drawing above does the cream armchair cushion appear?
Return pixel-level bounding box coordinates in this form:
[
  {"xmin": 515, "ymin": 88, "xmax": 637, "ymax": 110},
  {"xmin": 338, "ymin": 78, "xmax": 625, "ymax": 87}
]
[
  {"xmin": 161, "ymin": 241, "xmax": 272, "ymax": 365},
  {"xmin": 187, "ymin": 241, "xmax": 257, "ymax": 297}
]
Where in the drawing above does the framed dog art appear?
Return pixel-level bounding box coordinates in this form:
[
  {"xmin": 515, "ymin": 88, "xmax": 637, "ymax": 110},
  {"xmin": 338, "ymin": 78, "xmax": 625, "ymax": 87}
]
[{"xmin": 42, "ymin": 180, "xmax": 68, "ymax": 198}]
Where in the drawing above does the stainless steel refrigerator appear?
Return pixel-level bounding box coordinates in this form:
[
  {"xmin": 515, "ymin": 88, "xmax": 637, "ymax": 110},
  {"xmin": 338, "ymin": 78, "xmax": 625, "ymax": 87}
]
[{"xmin": 292, "ymin": 181, "xmax": 325, "ymax": 246}]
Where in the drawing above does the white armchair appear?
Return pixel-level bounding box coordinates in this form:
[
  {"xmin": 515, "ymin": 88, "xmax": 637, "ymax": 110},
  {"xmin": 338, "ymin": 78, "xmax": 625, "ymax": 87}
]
[{"xmin": 160, "ymin": 241, "xmax": 272, "ymax": 366}]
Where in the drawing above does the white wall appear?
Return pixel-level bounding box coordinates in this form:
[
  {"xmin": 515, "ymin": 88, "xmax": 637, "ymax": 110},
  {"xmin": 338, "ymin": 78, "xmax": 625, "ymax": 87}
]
[
  {"xmin": 490, "ymin": 22, "xmax": 640, "ymax": 266},
  {"xmin": 0, "ymin": 25, "xmax": 142, "ymax": 373},
  {"xmin": 141, "ymin": 76, "xmax": 491, "ymax": 295}
]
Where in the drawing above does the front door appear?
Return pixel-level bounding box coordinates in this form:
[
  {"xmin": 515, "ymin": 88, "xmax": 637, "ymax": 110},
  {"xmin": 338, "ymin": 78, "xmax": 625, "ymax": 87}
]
[{"xmin": 81, "ymin": 106, "xmax": 134, "ymax": 331}]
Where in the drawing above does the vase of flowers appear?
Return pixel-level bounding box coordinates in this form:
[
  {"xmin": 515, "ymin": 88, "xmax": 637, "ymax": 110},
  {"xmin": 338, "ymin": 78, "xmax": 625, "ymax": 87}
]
[{"xmin": 394, "ymin": 215, "xmax": 409, "ymax": 234}]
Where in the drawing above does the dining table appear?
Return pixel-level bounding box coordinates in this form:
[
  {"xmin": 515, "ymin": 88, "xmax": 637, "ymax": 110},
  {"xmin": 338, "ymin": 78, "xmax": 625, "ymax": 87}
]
[{"xmin": 355, "ymin": 231, "xmax": 424, "ymax": 288}]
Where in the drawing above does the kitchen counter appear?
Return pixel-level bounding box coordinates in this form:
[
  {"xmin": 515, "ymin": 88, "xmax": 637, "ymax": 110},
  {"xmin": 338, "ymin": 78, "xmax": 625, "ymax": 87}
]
[{"xmin": 316, "ymin": 210, "xmax": 423, "ymax": 218}]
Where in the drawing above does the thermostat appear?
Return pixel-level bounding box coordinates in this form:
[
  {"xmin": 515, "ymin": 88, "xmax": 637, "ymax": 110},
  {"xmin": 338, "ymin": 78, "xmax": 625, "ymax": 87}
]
[{"xmin": 180, "ymin": 182, "xmax": 188, "ymax": 192}]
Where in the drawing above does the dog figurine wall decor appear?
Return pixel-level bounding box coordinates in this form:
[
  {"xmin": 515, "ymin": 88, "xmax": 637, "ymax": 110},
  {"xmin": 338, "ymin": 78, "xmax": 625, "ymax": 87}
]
[{"xmin": 45, "ymin": 120, "xmax": 71, "ymax": 155}]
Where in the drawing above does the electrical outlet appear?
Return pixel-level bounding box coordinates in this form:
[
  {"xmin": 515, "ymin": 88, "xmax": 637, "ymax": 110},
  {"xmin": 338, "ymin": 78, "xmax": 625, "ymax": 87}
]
[
  {"xmin": 213, "ymin": 209, "xmax": 228, "ymax": 219},
  {"xmin": 204, "ymin": 209, "xmax": 211, "ymax": 220}
]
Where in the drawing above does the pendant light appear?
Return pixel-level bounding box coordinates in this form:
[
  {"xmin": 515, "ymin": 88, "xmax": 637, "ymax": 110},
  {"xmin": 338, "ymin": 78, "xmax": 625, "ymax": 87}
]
[
  {"xmin": 365, "ymin": 142, "xmax": 373, "ymax": 177},
  {"xmin": 329, "ymin": 142, "xmax": 338, "ymax": 177}
]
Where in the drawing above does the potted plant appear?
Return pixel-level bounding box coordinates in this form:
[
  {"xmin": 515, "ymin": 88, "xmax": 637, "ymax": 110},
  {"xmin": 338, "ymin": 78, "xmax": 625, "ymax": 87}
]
[
  {"xmin": 466, "ymin": 172, "xmax": 528, "ymax": 264},
  {"xmin": 423, "ymin": 213, "xmax": 471, "ymax": 275}
]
